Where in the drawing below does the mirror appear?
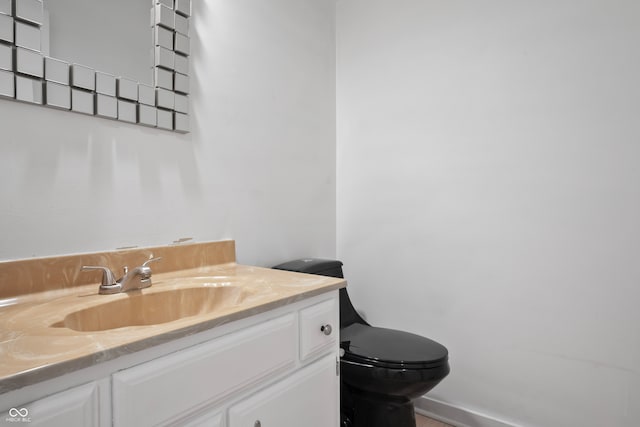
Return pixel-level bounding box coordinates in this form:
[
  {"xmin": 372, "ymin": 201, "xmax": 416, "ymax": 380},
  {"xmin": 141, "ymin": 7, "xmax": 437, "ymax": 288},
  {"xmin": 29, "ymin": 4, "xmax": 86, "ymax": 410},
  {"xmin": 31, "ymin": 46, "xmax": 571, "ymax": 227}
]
[
  {"xmin": 44, "ymin": 0, "xmax": 152, "ymax": 85},
  {"xmin": 0, "ymin": 0, "xmax": 191, "ymax": 132}
]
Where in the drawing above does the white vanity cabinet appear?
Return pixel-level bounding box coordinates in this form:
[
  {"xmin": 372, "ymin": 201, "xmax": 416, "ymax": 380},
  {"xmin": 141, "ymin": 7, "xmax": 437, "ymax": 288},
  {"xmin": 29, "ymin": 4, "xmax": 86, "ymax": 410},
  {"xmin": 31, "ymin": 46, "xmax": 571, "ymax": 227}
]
[{"xmin": 1, "ymin": 291, "xmax": 340, "ymax": 427}]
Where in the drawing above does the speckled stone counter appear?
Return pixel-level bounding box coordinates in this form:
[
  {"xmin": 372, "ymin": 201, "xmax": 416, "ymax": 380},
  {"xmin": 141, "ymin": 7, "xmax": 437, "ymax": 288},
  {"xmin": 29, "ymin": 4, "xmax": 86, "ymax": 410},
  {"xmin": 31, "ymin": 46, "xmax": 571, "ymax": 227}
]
[{"xmin": 0, "ymin": 241, "xmax": 345, "ymax": 393}]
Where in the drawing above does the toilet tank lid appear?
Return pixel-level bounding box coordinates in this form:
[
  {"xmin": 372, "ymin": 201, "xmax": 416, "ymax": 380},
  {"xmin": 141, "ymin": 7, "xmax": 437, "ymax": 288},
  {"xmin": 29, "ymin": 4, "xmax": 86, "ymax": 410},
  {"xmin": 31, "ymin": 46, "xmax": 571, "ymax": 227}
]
[{"xmin": 272, "ymin": 258, "xmax": 343, "ymax": 275}]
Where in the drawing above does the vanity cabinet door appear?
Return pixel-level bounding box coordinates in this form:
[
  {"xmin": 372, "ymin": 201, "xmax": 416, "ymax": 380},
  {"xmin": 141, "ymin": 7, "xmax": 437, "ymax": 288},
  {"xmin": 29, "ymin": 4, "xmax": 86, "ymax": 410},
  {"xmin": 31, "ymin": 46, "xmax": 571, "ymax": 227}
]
[
  {"xmin": 299, "ymin": 296, "xmax": 339, "ymax": 362},
  {"xmin": 228, "ymin": 354, "xmax": 339, "ymax": 427},
  {"xmin": 4, "ymin": 381, "xmax": 107, "ymax": 427}
]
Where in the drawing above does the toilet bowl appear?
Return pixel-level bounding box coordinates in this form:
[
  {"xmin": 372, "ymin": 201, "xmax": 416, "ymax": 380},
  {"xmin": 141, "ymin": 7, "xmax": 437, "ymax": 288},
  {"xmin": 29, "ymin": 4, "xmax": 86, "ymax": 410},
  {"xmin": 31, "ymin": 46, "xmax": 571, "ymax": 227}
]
[{"xmin": 272, "ymin": 259, "xmax": 450, "ymax": 427}]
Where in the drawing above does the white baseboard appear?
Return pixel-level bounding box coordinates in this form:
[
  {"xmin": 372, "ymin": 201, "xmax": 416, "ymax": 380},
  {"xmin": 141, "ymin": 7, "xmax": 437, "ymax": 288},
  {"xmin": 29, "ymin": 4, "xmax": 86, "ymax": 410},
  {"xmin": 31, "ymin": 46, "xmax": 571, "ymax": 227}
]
[{"xmin": 415, "ymin": 396, "xmax": 519, "ymax": 427}]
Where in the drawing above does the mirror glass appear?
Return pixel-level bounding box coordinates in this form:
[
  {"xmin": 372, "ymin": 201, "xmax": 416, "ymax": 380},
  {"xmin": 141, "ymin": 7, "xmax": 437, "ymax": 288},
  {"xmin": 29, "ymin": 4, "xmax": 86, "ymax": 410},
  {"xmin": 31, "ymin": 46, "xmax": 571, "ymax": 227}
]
[{"xmin": 43, "ymin": 0, "xmax": 152, "ymax": 84}]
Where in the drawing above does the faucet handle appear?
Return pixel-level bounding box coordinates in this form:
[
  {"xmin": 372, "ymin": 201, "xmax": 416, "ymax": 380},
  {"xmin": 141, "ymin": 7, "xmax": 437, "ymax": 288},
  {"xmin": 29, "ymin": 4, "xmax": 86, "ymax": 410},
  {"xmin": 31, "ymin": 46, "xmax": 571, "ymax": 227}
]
[
  {"xmin": 121, "ymin": 257, "xmax": 161, "ymax": 276},
  {"xmin": 142, "ymin": 256, "xmax": 162, "ymax": 267},
  {"xmin": 81, "ymin": 265, "xmax": 117, "ymax": 286},
  {"xmin": 137, "ymin": 257, "xmax": 163, "ymax": 281}
]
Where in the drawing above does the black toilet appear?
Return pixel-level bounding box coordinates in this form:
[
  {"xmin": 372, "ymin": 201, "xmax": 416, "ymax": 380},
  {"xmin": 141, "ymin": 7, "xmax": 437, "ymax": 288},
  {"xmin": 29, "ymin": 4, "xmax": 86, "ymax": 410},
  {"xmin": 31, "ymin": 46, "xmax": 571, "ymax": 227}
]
[{"xmin": 272, "ymin": 259, "xmax": 450, "ymax": 427}]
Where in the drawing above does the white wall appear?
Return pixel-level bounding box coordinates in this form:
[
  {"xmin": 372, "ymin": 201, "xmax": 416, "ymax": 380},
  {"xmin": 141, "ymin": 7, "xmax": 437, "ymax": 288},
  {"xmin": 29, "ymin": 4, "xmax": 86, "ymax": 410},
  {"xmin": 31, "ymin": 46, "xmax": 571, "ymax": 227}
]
[
  {"xmin": 0, "ymin": 0, "xmax": 336, "ymax": 266},
  {"xmin": 336, "ymin": 1, "xmax": 640, "ymax": 426}
]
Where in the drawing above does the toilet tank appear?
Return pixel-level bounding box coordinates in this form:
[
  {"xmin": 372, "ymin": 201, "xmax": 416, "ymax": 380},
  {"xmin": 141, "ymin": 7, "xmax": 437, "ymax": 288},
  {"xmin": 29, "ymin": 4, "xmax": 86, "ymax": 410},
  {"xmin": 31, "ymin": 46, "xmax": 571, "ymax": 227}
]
[
  {"xmin": 273, "ymin": 258, "xmax": 367, "ymax": 328},
  {"xmin": 272, "ymin": 258, "xmax": 344, "ymax": 278}
]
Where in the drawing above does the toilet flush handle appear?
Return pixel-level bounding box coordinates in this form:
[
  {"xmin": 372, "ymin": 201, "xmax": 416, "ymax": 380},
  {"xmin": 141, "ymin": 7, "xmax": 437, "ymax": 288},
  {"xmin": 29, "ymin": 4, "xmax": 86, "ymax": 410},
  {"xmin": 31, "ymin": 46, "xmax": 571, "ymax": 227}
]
[{"xmin": 320, "ymin": 324, "xmax": 333, "ymax": 336}]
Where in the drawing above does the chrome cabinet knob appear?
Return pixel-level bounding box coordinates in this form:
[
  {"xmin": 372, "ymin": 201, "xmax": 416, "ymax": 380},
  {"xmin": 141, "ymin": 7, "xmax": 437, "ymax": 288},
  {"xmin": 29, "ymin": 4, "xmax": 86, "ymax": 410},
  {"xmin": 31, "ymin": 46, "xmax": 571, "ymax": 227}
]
[{"xmin": 320, "ymin": 324, "xmax": 332, "ymax": 336}]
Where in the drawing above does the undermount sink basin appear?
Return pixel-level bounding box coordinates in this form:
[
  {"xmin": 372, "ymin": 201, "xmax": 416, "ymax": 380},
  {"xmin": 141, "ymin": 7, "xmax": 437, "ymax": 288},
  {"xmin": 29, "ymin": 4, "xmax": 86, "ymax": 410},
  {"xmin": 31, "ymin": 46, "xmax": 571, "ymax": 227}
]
[{"xmin": 54, "ymin": 286, "xmax": 250, "ymax": 332}]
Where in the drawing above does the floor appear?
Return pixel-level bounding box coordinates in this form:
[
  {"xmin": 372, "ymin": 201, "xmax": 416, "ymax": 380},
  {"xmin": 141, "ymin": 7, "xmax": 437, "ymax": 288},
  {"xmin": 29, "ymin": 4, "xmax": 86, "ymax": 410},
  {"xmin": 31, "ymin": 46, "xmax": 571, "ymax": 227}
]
[{"xmin": 416, "ymin": 413, "xmax": 453, "ymax": 427}]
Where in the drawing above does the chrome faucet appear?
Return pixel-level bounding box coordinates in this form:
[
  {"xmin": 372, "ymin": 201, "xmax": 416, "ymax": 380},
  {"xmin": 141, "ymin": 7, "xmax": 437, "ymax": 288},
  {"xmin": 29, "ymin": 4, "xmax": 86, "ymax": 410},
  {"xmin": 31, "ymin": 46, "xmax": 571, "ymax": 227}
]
[{"xmin": 82, "ymin": 257, "xmax": 162, "ymax": 294}]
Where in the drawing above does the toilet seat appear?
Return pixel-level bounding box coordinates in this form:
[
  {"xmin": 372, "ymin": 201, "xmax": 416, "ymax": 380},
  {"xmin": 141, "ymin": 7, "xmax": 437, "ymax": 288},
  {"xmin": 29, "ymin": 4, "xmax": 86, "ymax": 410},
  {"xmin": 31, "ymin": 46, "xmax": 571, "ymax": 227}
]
[{"xmin": 341, "ymin": 323, "xmax": 448, "ymax": 370}]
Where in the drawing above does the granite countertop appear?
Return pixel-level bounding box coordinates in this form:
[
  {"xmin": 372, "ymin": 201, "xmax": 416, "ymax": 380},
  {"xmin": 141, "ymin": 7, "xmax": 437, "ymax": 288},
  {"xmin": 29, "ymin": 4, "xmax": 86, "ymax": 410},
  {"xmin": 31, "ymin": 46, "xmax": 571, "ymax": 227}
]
[{"xmin": 0, "ymin": 242, "xmax": 345, "ymax": 393}]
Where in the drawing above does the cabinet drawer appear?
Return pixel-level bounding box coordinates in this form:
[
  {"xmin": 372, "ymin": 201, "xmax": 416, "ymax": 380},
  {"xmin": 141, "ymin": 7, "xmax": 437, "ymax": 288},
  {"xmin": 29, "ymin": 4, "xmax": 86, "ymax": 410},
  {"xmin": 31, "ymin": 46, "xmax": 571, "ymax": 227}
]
[
  {"xmin": 112, "ymin": 313, "xmax": 296, "ymax": 427},
  {"xmin": 299, "ymin": 296, "xmax": 338, "ymax": 361}
]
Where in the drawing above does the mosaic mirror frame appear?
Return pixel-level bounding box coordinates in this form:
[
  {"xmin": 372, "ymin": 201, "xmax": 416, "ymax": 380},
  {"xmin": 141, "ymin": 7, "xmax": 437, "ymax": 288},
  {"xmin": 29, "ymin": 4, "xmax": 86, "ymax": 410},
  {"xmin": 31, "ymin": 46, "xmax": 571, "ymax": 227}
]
[{"xmin": 0, "ymin": 0, "xmax": 191, "ymax": 133}]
